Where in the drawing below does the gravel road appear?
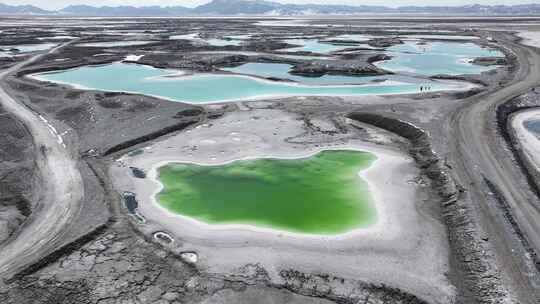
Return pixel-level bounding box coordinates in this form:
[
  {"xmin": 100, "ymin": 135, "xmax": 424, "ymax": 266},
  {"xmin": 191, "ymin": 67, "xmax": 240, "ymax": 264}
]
[{"xmin": 0, "ymin": 42, "xmax": 85, "ymax": 281}]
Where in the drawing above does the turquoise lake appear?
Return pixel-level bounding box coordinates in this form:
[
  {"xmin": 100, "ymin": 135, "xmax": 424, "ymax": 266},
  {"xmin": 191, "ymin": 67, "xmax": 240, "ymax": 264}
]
[
  {"xmin": 32, "ymin": 62, "xmax": 458, "ymax": 104},
  {"xmin": 376, "ymin": 41, "xmax": 503, "ymax": 75},
  {"xmin": 223, "ymin": 62, "xmax": 447, "ymax": 86}
]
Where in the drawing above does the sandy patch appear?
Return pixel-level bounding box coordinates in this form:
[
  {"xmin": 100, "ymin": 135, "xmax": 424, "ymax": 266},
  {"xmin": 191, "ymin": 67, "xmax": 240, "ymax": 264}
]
[
  {"xmin": 124, "ymin": 54, "xmax": 144, "ymax": 61},
  {"xmin": 517, "ymin": 30, "xmax": 540, "ymax": 49}
]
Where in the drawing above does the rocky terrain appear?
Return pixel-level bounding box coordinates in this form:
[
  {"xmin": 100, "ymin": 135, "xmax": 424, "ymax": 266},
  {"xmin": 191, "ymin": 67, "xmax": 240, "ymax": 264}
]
[
  {"xmin": 0, "ymin": 15, "xmax": 539, "ymax": 304},
  {"xmin": 0, "ymin": 218, "xmax": 430, "ymax": 304},
  {"xmin": 0, "ymin": 106, "xmax": 36, "ymax": 245}
]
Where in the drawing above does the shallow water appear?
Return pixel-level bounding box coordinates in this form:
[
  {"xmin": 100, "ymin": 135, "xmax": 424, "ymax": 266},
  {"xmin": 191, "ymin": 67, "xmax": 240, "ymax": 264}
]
[
  {"xmin": 524, "ymin": 118, "xmax": 540, "ymax": 136},
  {"xmin": 223, "ymin": 62, "xmax": 447, "ymax": 86},
  {"xmin": 197, "ymin": 51, "xmax": 330, "ymax": 60},
  {"xmin": 273, "ymin": 53, "xmax": 333, "ymax": 60},
  {"xmin": 401, "ymin": 35, "xmax": 479, "ymax": 40},
  {"xmin": 223, "ymin": 62, "xmax": 371, "ymax": 84},
  {"xmin": 281, "ymin": 39, "xmax": 353, "ymax": 54},
  {"xmin": 32, "ymin": 62, "xmax": 459, "ymax": 104},
  {"xmin": 376, "ymin": 41, "xmax": 503, "ymax": 75},
  {"xmin": 0, "ymin": 43, "xmax": 57, "ymax": 57},
  {"xmin": 157, "ymin": 150, "xmax": 377, "ymax": 234},
  {"xmin": 330, "ymin": 34, "xmax": 378, "ymax": 42},
  {"xmin": 169, "ymin": 33, "xmax": 247, "ymax": 46}
]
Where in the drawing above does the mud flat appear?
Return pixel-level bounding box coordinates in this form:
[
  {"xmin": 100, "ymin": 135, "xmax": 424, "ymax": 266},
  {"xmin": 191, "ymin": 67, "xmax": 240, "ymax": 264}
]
[{"xmin": 111, "ymin": 108, "xmax": 453, "ymax": 303}]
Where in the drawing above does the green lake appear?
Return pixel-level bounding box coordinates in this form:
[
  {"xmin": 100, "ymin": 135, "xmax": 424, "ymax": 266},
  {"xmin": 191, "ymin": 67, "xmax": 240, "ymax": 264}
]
[{"xmin": 157, "ymin": 150, "xmax": 377, "ymax": 234}]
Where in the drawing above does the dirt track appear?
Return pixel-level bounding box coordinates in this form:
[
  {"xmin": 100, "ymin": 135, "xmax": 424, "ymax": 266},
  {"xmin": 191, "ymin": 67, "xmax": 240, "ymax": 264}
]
[
  {"xmin": 0, "ymin": 42, "xmax": 85, "ymax": 281},
  {"xmin": 447, "ymin": 33, "xmax": 540, "ymax": 301}
]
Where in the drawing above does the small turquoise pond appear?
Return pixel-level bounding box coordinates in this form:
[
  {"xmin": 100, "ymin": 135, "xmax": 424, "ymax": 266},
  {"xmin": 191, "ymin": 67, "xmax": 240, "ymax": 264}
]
[
  {"xmin": 376, "ymin": 41, "xmax": 503, "ymax": 76},
  {"xmin": 281, "ymin": 39, "xmax": 352, "ymax": 54},
  {"xmin": 331, "ymin": 34, "xmax": 376, "ymax": 42},
  {"xmin": 0, "ymin": 43, "xmax": 57, "ymax": 57},
  {"xmin": 32, "ymin": 62, "xmax": 459, "ymax": 104},
  {"xmin": 169, "ymin": 33, "xmax": 247, "ymax": 46}
]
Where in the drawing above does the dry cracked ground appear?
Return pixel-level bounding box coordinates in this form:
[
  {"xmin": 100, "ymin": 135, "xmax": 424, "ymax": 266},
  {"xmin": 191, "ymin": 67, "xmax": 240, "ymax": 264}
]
[{"xmin": 0, "ymin": 221, "xmax": 422, "ymax": 304}]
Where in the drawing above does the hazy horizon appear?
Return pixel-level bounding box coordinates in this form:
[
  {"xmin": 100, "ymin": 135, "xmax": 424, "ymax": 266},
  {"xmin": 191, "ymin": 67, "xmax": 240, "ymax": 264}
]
[{"xmin": 3, "ymin": 0, "xmax": 540, "ymax": 11}]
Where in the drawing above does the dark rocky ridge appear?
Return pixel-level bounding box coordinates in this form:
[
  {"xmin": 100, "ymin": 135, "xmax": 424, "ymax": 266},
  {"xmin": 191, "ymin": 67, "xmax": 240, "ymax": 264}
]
[
  {"xmin": 472, "ymin": 56, "xmax": 508, "ymax": 66},
  {"xmin": 289, "ymin": 61, "xmax": 390, "ymax": 77},
  {"xmin": 366, "ymin": 37, "xmax": 404, "ymax": 48}
]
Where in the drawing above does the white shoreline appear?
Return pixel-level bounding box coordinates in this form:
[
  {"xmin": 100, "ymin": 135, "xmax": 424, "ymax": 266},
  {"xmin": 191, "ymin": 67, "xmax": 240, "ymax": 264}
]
[{"xmin": 144, "ymin": 147, "xmax": 386, "ymax": 239}]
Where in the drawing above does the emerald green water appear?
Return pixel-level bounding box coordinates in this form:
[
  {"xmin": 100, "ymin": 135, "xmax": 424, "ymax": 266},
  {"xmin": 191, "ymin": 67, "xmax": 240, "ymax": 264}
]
[{"xmin": 157, "ymin": 150, "xmax": 377, "ymax": 234}]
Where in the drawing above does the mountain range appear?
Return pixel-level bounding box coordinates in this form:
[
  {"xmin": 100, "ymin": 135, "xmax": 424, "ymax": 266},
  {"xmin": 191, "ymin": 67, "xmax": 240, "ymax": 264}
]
[{"xmin": 2, "ymin": 0, "xmax": 540, "ymax": 16}]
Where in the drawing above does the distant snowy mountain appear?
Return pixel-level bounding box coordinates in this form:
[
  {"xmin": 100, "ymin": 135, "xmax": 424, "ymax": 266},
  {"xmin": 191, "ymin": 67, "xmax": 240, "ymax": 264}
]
[{"xmin": 1, "ymin": 0, "xmax": 540, "ymax": 16}]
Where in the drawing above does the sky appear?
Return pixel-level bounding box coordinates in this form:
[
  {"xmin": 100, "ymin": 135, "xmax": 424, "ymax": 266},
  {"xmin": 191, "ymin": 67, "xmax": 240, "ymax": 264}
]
[{"xmin": 3, "ymin": 0, "xmax": 539, "ymax": 10}]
